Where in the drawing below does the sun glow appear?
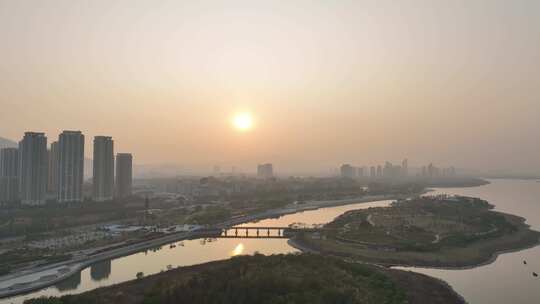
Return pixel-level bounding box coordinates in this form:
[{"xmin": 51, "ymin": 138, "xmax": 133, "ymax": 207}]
[
  {"xmin": 232, "ymin": 113, "xmax": 253, "ymax": 131},
  {"xmin": 231, "ymin": 243, "xmax": 245, "ymax": 256}
]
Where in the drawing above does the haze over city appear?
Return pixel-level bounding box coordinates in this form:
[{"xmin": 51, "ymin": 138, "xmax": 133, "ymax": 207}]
[
  {"xmin": 3, "ymin": 2, "xmax": 540, "ymax": 304},
  {"xmin": 1, "ymin": 0, "xmax": 539, "ymax": 176}
]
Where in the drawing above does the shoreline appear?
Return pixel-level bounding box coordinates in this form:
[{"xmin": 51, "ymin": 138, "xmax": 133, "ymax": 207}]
[
  {"xmin": 287, "ymin": 238, "xmax": 468, "ymax": 304},
  {"xmin": 395, "ymin": 269, "xmax": 469, "ymax": 304},
  {"xmin": 286, "ymin": 209, "xmax": 540, "ymax": 270},
  {"xmin": 287, "ymin": 234, "xmax": 540, "ymax": 271},
  {"xmin": 393, "ymin": 236, "xmax": 540, "ymax": 271},
  {"xmin": 0, "ymin": 193, "xmax": 409, "ymax": 300},
  {"xmin": 286, "ymin": 208, "xmax": 540, "ymax": 304}
]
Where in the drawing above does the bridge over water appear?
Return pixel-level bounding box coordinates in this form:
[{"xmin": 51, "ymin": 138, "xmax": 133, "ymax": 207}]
[{"xmin": 201, "ymin": 226, "xmax": 331, "ymax": 239}]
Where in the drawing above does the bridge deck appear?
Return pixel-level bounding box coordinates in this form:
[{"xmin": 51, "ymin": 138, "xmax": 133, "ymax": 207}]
[
  {"xmin": 228, "ymin": 226, "xmax": 288, "ymax": 230},
  {"xmin": 213, "ymin": 226, "xmax": 331, "ymax": 239},
  {"xmin": 215, "ymin": 235, "xmax": 288, "ymax": 239}
]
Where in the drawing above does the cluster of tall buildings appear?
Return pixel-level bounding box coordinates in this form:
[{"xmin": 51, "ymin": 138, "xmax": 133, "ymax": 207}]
[
  {"xmin": 341, "ymin": 159, "xmax": 409, "ymax": 179},
  {"xmin": 340, "ymin": 159, "xmax": 457, "ymax": 180},
  {"xmin": 0, "ymin": 131, "xmax": 133, "ymax": 206},
  {"xmin": 420, "ymin": 163, "xmax": 456, "ymax": 178}
]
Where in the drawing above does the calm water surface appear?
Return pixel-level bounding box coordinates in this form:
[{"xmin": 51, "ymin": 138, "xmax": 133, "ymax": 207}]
[{"xmin": 3, "ymin": 179, "xmax": 539, "ymax": 304}]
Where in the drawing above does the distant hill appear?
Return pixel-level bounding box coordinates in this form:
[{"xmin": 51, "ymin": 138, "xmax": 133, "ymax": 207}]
[{"xmin": 0, "ymin": 137, "xmax": 17, "ymax": 149}]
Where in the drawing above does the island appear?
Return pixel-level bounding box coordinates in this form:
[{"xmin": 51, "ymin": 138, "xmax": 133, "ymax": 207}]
[
  {"xmin": 291, "ymin": 195, "xmax": 540, "ymax": 268},
  {"xmin": 24, "ymin": 254, "xmax": 464, "ymax": 304}
]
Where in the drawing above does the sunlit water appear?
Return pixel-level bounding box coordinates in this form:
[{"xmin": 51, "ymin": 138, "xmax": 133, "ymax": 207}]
[{"xmin": 3, "ymin": 180, "xmax": 539, "ymax": 304}]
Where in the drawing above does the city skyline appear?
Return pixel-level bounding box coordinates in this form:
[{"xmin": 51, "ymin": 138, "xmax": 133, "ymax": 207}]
[
  {"xmin": 1, "ymin": 131, "xmax": 463, "ymax": 181},
  {"xmin": 0, "ymin": 133, "xmax": 510, "ymax": 178},
  {"xmin": 0, "ymin": 130, "xmax": 133, "ymax": 204},
  {"xmin": 1, "ymin": 1, "xmax": 539, "ymax": 175}
]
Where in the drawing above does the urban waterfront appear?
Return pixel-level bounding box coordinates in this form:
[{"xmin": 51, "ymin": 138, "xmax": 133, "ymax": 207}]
[{"xmin": 2, "ymin": 179, "xmax": 539, "ymax": 304}]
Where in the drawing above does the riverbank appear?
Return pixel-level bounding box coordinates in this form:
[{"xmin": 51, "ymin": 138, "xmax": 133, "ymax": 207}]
[
  {"xmin": 427, "ymin": 177, "xmax": 490, "ymax": 188},
  {"xmin": 0, "ymin": 193, "xmax": 411, "ymax": 299},
  {"xmin": 24, "ymin": 254, "xmax": 466, "ymax": 304},
  {"xmin": 288, "ymin": 205, "xmax": 540, "ymax": 269},
  {"xmin": 218, "ymin": 193, "xmax": 413, "ymax": 228},
  {"xmin": 376, "ymin": 265, "xmax": 467, "ymax": 304}
]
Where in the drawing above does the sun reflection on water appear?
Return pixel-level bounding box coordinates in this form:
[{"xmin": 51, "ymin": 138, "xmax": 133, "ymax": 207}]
[{"xmin": 230, "ymin": 243, "xmax": 245, "ymax": 256}]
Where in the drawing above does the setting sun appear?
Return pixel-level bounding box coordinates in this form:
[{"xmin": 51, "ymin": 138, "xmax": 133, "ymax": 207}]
[{"xmin": 232, "ymin": 113, "xmax": 253, "ymax": 131}]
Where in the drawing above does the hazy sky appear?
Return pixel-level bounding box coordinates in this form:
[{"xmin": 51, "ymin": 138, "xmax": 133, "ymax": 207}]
[{"xmin": 1, "ymin": 0, "xmax": 539, "ymax": 174}]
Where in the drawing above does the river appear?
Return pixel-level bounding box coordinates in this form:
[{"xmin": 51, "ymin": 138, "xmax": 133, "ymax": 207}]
[{"xmin": 2, "ymin": 179, "xmax": 539, "ymax": 303}]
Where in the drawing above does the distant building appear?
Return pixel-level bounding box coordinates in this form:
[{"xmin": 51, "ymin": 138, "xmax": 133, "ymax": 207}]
[
  {"xmin": 93, "ymin": 136, "xmax": 114, "ymax": 201},
  {"xmin": 57, "ymin": 131, "xmax": 85, "ymax": 203},
  {"xmin": 356, "ymin": 167, "xmax": 365, "ymax": 178},
  {"xmin": 381, "ymin": 161, "xmax": 404, "ymax": 178},
  {"xmin": 340, "ymin": 164, "xmax": 355, "ymax": 179},
  {"xmin": 402, "ymin": 159, "xmax": 408, "ymax": 176},
  {"xmin": 370, "ymin": 166, "xmax": 376, "ymax": 178},
  {"xmin": 376, "ymin": 165, "xmax": 382, "ymax": 177},
  {"xmin": 383, "ymin": 162, "xmax": 393, "ymax": 177},
  {"xmin": 19, "ymin": 132, "xmax": 48, "ymax": 205},
  {"xmin": 213, "ymin": 165, "xmax": 221, "ymax": 176},
  {"xmin": 421, "ymin": 163, "xmax": 454, "ymax": 178},
  {"xmin": 47, "ymin": 141, "xmax": 59, "ymax": 195},
  {"xmin": 0, "ymin": 148, "xmax": 19, "ymax": 204},
  {"xmin": 257, "ymin": 163, "xmax": 274, "ymax": 179},
  {"xmin": 116, "ymin": 153, "xmax": 133, "ymax": 199},
  {"xmin": 442, "ymin": 166, "xmax": 457, "ymax": 176},
  {"xmin": 427, "ymin": 163, "xmax": 438, "ymax": 177}
]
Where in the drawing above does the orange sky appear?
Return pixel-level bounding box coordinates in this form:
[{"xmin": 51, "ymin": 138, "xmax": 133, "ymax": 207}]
[{"xmin": 1, "ymin": 0, "xmax": 539, "ymax": 174}]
